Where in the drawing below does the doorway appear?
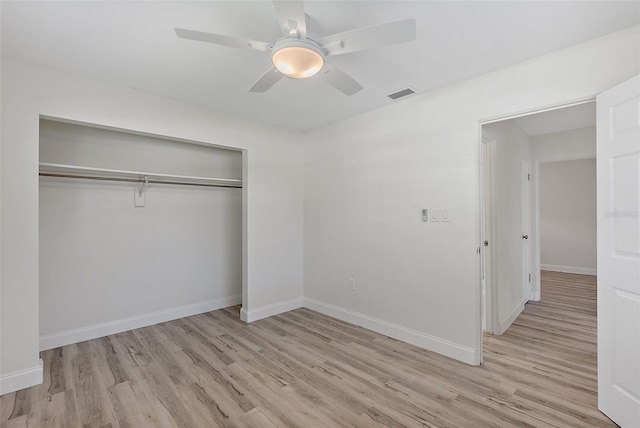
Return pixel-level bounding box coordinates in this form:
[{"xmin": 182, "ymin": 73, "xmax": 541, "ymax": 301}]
[
  {"xmin": 477, "ymin": 76, "xmax": 640, "ymax": 427},
  {"xmin": 480, "ymin": 101, "xmax": 596, "ymax": 335}
]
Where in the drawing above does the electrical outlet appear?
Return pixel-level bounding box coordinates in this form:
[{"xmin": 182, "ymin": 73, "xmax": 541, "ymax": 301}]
[{"xmin": 348, "ymin": 278, "xmax": 356, "ymax": 291}]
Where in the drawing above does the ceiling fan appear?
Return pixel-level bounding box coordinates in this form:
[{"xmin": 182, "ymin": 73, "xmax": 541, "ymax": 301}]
[{"xmin": 174, "ymin": 0, "xmax": 416, "ymax": 96}]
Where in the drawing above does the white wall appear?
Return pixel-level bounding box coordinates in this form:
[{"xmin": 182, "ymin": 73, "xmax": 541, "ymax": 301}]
[
  {"xmin": 531, "ymin": 126, "xmax": 596, "ymax": 162},
  {"xmin": 303, "ymin": 26, "xmax": 639, "ymax": 365},
  {"xmin": 39, "ymin": 119, "xmax": 243, "ymax": 178},
  {"xmin": 39, "ymin": 120, "xmax": 243, "ymax": 348},
  {"xmin": 539, "ymin": 158, "xmax": 597, "ymax": 275},
  {"xmin": 482, "ymin": 121, "xmax": 531, "ymax": 333},
  {"xmin": 1, "ymin": 58, "xmax": 304, "ymax": 394}
]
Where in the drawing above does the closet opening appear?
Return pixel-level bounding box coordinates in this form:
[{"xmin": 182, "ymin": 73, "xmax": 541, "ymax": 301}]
[{"xmin": 38, "ymin": 118, "xmax": 244, "ymax": 351}]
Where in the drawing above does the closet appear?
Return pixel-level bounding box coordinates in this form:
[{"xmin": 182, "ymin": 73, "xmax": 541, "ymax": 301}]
[{"xmin": 38, "ymin": 119, "xmax": 242, "ymax": 349}]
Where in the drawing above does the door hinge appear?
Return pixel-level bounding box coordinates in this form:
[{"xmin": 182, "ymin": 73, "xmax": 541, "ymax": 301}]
[
  {"xmin": 527, "ymin": 173, "xmax": 531, "ymax": 181},
  {"xmin": 528, "ymin": 273, "xmax": 532, "ymax": 283}
]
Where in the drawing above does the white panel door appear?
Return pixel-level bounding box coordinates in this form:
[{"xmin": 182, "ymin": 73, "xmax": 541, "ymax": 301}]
[{"xmin": 597, "ymin": 75, "xmax": 640, "ymax": 427}]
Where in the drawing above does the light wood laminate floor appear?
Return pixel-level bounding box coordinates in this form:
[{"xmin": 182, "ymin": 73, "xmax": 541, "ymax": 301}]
[{"xmin": 1, "ymin": 271, "xmax": 614, "ymax": 427}]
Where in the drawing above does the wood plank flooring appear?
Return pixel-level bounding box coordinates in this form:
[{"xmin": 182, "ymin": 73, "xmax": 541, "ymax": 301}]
[{"xmin": 1, "ymin": 271, "xmax": 614, "ymax": 427}]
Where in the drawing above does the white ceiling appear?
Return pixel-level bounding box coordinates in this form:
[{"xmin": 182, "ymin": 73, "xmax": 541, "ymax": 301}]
[
  {"xmin": 513, "ymin": 102, "xmax": 596, "ymax": 136},
  {"xmin": 1, "ymin": 1, "xmax": 638, "ymax": 131}
]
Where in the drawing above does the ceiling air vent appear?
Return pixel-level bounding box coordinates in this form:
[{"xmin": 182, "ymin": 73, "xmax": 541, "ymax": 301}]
[{"xmin": 387, "ymin": 87, "xmax": 416, "ymax": 100}]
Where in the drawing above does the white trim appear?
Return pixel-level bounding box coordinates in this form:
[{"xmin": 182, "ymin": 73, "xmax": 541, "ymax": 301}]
[
  {"xmin": 541, "ymin": 264, "xmax": 597, "ymax": 276},
  {"xmin": 0, "ymin": 359, "xmax": 43, "ymax": 395},
  {"xmin": 496, "ymin": 301, "xmax": 525, "ymax": 335},
  {"xmin": 481, "ymin": 138, "xmax": 498, "ymax": 335},
  {"xmin": 530, "ymin": 289, "xmax": 541, "ymax": 302},
  {"xmin": 532, "ymin": 160, "xmax": 542, "ymax": 302},
  {"xmin": 240, "ymin": 297, "xmax": 303, "ymax": 323},
  {"xmin": 522, "ymin": 160, "xmax": 533, "ymax": 303},
  {"xmin": 479, "ymin": 97, "xmax": 595, "ymax": 126},
  {"xmin": 40, "ymin": 295, "xmax": 241, "ymax": 351},
  {"xmin": 304, "ymin": 297, "xmax": 479, "ymax": 365}
]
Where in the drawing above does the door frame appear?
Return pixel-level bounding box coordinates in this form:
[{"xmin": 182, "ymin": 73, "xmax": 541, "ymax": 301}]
[
  {"xmin": 479, "ymin": 130, "xmax": 533, "ymax": 337},
  {"xmin": 522, "ymin": 160, "xmax": 532, "ymax": 301},
  {"xmin": 476, "ymin": 97, "xmax": 596, "ymax": 362},
  {"xmin": 480, "ymin": 137, "xmax": 497, "ymax": 334}
]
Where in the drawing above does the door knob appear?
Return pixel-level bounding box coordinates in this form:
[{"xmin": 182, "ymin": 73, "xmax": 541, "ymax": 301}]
[{"xmin": 522, "ymin": 234, "xmax": 528, "ymax": 240}]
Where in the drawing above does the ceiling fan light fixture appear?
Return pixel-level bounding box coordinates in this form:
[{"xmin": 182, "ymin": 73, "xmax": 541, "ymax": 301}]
[{"xmin": 271, "ymin": 39, "xmax": 324, "ymax": 79}]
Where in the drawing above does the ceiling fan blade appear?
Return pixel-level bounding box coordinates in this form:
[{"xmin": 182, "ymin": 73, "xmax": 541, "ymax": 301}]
[
  {"xmin": 249, "ymin": 67, "xmax": 284, "ymax": 92},
  {"xmin": 272, "ymin": 0, "xmax": 307, "ymax": 38},
  {"xmin": 174, "ymin": 28, "xmax": 271, "ymax": 52},
  {"xmin": 320, "ymin": 18, "xmax": 416, "ymax": 56},
  {"xmin": 321, "ymin": 66, "xmax": 363, "ymax": 96}
]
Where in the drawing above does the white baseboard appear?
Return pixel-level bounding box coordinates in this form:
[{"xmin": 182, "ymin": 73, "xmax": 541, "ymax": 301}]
[
  {"xmin": 240, "ymin": 297, "xmax": 303, "ymax": 323},
  {"xmin": 496, "ymin": 301, "xmax": 525, "ymax": 335},
  {"xmin": 303, "ymin": 298, "xmax": 478, "ymax": 365},
  {"xmin": 0, "ymin": 359, "xmax": 43, "ymax": 395},
  {"xmin": 40, "ymin": 295, "xmax": 241, "ymax": 351},
  {"xmin": 541, "ymin": 264, "xmax": 597, "ymax": 276}
]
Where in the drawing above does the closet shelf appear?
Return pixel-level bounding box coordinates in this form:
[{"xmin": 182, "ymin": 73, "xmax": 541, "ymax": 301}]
[{"xmin": 39, "ymin": 162, "xmax": 242, "ymax": 188}]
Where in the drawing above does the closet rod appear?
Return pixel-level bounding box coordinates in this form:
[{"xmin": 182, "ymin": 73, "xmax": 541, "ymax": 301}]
[{"xmin": 39, "ymin": 172, "xmax": 242, "ymax": 189}]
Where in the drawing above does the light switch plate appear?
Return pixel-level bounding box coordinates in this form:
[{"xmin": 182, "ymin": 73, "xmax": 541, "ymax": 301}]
[
  {"xmin": 441, "ymin": 209, "xmax": 449, "ymax": 222},
  {"xmin": 430, "ymin": 208, "xmax": 440, "ymax": 222}
]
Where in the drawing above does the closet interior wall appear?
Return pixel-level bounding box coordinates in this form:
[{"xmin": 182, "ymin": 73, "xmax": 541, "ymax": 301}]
[{"xmin": 38, "ymin": 119, "xmax": 242, "ymax": 349}]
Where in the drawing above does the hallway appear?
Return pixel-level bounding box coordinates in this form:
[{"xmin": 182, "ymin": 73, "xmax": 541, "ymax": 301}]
[{"xmin": 483, "ymin": 270, "xmax": 614, "ymax": 426}]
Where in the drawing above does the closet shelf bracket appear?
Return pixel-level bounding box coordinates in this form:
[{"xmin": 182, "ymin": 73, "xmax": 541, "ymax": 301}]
[{"xmin": 138, "ymin": 175, "xmax": 149, "ymax": 196}]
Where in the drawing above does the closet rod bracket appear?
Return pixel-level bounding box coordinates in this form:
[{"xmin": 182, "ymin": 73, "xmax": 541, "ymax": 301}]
[{"xmin": 138, "ymin": 175, "xmax": 149, "ymax": 196}]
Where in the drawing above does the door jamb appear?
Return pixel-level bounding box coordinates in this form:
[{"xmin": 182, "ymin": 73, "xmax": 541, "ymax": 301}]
[
  {"xmin": 532, "ymin": 160, "xmax": 541, "ymax": 301},
  {"xmin": 522, "ymin": 160, "xmax": 532, "ymax": 301},
  {"xmin": 480, "ymin": 137, "xmax": 498, "ymax": 336}
]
